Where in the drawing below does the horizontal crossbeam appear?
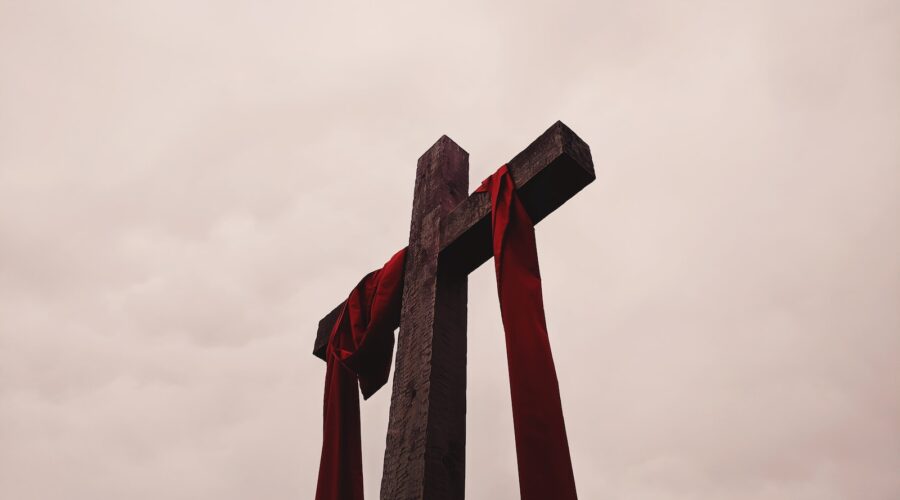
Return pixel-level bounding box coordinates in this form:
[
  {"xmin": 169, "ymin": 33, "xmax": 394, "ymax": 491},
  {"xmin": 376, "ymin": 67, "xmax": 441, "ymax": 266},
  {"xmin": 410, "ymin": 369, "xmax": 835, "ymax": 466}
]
[{"xmin": 313, "ymin": 121, "xmax": 595, "ymax": 359}]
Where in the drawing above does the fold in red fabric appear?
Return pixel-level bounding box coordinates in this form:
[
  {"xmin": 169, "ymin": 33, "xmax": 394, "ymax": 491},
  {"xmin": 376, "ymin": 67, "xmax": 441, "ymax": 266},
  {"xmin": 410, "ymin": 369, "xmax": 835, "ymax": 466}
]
[
  {"xmin": 477, "ymin": 165, "xmax": 578, "ymax": 500},
  {"xmin": 315, "ymin": 248, "xmax": 406, "ymax": 500},
  {"xmin": 316, "ymin": 165, "xmax": 576, "ymax": 500}
]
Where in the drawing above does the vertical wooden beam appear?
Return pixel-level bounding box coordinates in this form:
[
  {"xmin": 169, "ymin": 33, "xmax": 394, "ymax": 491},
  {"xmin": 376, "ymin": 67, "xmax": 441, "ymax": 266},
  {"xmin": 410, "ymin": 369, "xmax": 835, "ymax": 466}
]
[{"xmin": 381, "ymin": 136, "xmax": 469, "ymax": 500}]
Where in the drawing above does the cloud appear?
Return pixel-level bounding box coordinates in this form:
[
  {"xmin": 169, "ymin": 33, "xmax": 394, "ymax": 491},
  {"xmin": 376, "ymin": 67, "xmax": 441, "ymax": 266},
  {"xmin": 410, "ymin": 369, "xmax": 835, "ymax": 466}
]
[{"xmin": 1, "ymin": 0, "xmax": 898, "ymax": 498}]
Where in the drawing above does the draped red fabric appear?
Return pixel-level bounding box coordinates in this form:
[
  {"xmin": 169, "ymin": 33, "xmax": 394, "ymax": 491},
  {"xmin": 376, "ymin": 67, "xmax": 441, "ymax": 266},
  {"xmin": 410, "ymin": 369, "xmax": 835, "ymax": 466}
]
[
  {"xmin": 316, "ymin": 165, "xmax": 576, "ymax": 500},
  {"xmin": 315, "ymin": 248, "xmax": 406, "ymax": 500},
  {"xmin": 477, "ymin": 165, "xmax": 578, "ymax": 500}
]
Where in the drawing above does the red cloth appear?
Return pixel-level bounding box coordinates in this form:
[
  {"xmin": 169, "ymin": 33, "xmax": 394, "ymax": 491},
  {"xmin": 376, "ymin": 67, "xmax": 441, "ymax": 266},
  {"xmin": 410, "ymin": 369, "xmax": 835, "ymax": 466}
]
[
  {"xmin": 316, "ymin": 165, "xmax": 577, "ymax": 500},
  {"xmin": 315, "ymin": 248, "xmax": 406, "ymax": 500},
  {"xmin": 477, "ymin": 165, "xmax": 578, "ymax": 499}
]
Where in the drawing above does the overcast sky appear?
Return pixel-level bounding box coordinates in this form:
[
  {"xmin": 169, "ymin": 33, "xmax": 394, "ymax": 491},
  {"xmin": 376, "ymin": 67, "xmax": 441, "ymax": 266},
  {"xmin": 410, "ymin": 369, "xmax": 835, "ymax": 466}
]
[{"xmin": 1, "ymin": 1, "xmax": 898, "ymax": 499}]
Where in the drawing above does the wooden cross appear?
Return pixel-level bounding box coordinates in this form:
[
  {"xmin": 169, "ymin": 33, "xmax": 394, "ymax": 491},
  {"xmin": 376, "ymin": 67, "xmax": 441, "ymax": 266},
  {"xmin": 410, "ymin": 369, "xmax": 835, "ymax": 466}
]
[{"xmin": 313, "ymin": 121, "xmax": 595, "ymax": 499}]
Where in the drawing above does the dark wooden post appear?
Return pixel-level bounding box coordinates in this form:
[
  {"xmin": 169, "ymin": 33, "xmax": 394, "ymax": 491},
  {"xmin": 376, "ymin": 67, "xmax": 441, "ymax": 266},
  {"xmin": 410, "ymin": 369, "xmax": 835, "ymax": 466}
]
[{"xmin": 380, "ymin": 136, "xmax": 469, "ymax": 500}]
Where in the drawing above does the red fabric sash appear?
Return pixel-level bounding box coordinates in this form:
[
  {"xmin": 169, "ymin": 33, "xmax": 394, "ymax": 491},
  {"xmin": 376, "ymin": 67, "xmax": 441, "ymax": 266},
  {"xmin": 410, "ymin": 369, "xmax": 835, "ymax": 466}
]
[
  {"xmin": 477, "ymin": 165, "xmax": 578, "ymax": 499},
  {"xmin": 315, "ymin": 248, "xmax": 406, "ymax": 500},
  {"xmin": 315, "ymin": 165, "xmax": 576, "ymax": 499}
]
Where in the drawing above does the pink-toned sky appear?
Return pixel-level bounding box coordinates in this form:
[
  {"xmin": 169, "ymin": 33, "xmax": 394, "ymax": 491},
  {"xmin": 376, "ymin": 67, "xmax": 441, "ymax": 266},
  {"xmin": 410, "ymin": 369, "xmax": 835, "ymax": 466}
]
[{"xmin": 1, "ymin": 1, "xmax": 898, "ymax": 499}]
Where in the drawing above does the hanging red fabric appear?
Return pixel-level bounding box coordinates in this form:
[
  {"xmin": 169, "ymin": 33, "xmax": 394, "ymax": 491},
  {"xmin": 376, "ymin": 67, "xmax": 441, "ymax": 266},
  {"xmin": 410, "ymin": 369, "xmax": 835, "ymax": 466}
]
[
  {"xmin": 315, "ymin": 248, "xmax": 406, "ymax": 500},
  {"xmin": 315, "ymin": 165, "xmax": 576, "ymax": 500},
  {"xmin": 477, "ymin": 164, "xmax": 578, "ymax": 500}
]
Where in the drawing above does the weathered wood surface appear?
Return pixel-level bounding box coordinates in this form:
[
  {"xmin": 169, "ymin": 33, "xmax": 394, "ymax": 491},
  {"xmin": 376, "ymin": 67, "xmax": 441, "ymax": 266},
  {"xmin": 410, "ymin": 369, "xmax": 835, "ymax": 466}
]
[
  {"xmin": 379, "ymin": 136, "xmax": 469, "ymax": 499},
  {"xmin": 313, "ymin": 120, "xmax": 595, "ymax": 360}
]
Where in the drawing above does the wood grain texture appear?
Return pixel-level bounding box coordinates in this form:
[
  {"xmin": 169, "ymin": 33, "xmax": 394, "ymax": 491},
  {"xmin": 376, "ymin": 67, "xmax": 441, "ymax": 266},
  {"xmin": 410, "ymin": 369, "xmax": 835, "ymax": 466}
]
[
  {"xmin": 379, "ymin": 136, "xmax": 469, "ymax": 500},
  {"xmin": 312, "ymin": 121, "xmax": 595, "ymax": 360}
]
